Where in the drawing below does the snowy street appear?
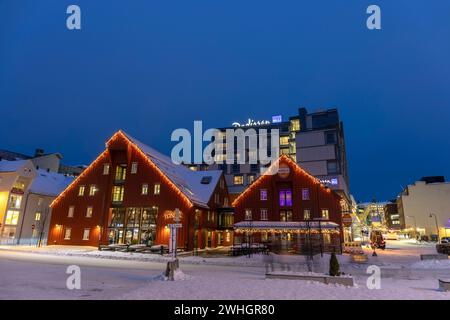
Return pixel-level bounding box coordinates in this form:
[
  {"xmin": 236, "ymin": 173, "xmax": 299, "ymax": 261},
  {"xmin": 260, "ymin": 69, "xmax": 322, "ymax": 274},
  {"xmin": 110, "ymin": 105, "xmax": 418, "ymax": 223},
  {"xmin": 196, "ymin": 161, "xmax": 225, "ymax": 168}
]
[{"xmin": 0, "ymin": 240, "xmax": 449, "ymax": 300}]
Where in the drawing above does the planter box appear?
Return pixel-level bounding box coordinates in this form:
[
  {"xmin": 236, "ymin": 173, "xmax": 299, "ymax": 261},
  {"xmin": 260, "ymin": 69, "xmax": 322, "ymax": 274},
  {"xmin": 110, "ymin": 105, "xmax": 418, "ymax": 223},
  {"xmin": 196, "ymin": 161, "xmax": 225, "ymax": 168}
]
[
  {"xmin": 265, "ymin": 272, "xmax": 354, "ymax": 287},
  {"xmin": 439, "ymin": 279, "xmax": 450, "ymax": 292},
  {"xmin": 420, "ymin": 254, "xmax": 448, "ymax": 260}
]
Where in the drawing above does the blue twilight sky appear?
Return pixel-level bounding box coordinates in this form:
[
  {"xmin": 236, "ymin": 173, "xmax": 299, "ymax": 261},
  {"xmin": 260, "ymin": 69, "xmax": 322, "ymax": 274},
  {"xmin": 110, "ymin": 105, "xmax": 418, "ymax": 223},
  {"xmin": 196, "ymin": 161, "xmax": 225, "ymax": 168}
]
[{"xmin": 1, "ymin": 1, "xmax": 450, "ymax": 202}]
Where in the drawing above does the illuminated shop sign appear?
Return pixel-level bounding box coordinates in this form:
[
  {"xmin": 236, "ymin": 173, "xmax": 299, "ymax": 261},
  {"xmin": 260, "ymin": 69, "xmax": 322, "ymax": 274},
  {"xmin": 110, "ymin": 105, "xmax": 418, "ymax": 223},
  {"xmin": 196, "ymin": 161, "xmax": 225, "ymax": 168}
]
[
  {"xmin": 232, "ymin": 119, "xmax": 271, "ymax": 127},
  {"xmin": 272, "ymin": 115, "xmax": 282, "ymax": 123},
  {"xmin": 319, "ymin": 178, "xmax": 338, "ymax": 186},
  {"xmin": 232, "ymin": 115, "xmax": 283, "ymax": 127}
]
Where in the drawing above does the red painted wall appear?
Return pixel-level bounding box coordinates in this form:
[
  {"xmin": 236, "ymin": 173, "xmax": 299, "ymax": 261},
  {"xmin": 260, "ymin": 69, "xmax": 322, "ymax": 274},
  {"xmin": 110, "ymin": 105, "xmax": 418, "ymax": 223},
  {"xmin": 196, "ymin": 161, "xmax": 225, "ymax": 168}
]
[
  {"xmin": 233, "ymin": 157, "xmax": 343, "ymax": 233},
  {"xmin": 48, "ymin": 132, "xmax": 231, "ymax": 249}
]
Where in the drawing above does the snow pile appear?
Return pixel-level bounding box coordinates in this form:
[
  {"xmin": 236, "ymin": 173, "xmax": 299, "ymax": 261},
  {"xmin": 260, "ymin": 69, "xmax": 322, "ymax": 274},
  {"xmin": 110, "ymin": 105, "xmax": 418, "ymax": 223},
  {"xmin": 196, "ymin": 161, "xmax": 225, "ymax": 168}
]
[
  {"xmin": 411, "ymin": 259, "xmax": 450, "ymax": 269},
  {"xmin": 173, "ymin": 269, "xmax": 192, "ymax": 281}
]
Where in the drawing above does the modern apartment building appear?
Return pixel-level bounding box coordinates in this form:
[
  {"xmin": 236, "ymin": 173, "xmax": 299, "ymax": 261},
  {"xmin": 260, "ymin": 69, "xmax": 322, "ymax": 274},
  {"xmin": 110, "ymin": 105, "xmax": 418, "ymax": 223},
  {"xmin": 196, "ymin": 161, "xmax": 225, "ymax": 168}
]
[
  {"xmin": 189, "ymin": 107, "xmax": 350, "ymax": 208},
  {"xmin": 397, "ymin": 176, "xmax": 450, "ymax": 240}
]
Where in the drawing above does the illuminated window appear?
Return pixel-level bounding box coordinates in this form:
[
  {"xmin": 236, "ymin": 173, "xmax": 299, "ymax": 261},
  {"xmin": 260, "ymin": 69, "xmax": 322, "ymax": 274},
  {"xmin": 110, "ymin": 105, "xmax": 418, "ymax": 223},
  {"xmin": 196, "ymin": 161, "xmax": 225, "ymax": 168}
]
[
  {"xmin": 112, "ymin": 186, "xmax": 125, "ymax": 202},
  {"xmin": 64, "ymin": 228, "xmax": 72, "ymax": 240},
  {"xmin": 280, "ymin": 148, "xmax": 289, "ymax": 155},
  {"xmin": 233, "ymin": 175, "xmax": 244, "ymax": 185},
  {"xmin": 82, "ymin": 228, "xmax": 90, "ymax": 241},
  {"xmin": 279, "ymin": 136, "xmax": 289, "ymax": 145},
  {"xmin": 154, "ymin": 183, "xmax": 160, "ymax": 195},
  {"xmin": 247, "ymin": 175, "xmax": 255, "ymax": 184},
  {"xmin": 103, "ymin": 163, "xmax": 110, "ymax": 175},
  {"xmin": 115, "ymin": 165, "xmax": 127, "ymax": 181},
  {"xmin": 290, "ymin": 119, "xmax": 300, "ymax": 131},
  {"xmin": 280, "ymin": 210, "xmax": 293, "ymax": 222},
  {"xmin": 321, "ymin": 209, "xmax": 329, "ymax": 220},
  {"xmin": 86, "ymin": 206, "xmax": 93, "ymax": 218},
  {"xmin": 245, "ymin": 209, "xmax": 252, "ymax": 220},
  {"xmin": 68, "ymin": 206, "xmax": 75, "ymax": 217},
  {"xmin": 302, "ymin": 188, "xmax": 310, "ymax": 200},
  {"xmin": 141, "ymin": 183, "xmax": 148, "ymax": 195},
  {"xmin": 260, "ymin": 189, "xmax": 267, "ymax": 201},
  {"xmin": 78, "ymin": 186, "xmax": 85, "ymax": 196},
  {"xmin": 35, "ymin": 212, "xmax": 41, "ymax": 221},
  {"xmin": 260, "ymin": 209, "xmax": 268, "ymax": 220},
  {"xmin": 279, "ymin": 190, "xmax": 292, "ymax": 207},
  {"xmin": 89, "ymin": 185, "xmax": 98, "ymax": 196},
  {"xmin": 303, "ymin": 209, "xmax": 311, "ymax": 220},
  {"xmin": 131, "ymin": 162, "xmax": 138, "ymax": 174},
  {"xmin": 9, "ymin": 194, "xmax": 22, "ymax": 209},
  {"xmin": 5, "ymin": 210, "xmax": 19, "ymax": 225}
]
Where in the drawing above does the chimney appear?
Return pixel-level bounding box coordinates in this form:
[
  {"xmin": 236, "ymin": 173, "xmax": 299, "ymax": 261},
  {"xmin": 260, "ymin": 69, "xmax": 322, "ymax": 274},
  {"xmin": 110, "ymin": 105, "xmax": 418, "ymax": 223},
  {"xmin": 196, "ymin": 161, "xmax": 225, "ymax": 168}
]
[{"xmin": 34, "ymin": 148, "xmax": 44, "ymax": 157}]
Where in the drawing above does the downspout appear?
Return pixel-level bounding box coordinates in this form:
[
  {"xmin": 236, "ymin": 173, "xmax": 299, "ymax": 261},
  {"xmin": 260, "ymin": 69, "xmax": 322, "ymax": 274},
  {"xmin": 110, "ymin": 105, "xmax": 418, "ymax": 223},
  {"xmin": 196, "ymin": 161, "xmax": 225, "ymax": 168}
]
[{"xmin": 17, "ymin": 192, "xmax": 31, "ymax": 245}]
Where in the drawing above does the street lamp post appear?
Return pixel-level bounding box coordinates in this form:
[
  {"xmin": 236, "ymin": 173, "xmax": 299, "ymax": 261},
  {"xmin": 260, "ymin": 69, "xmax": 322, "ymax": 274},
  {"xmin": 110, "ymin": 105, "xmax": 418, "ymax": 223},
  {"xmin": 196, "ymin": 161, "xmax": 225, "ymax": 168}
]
[
  {"xmin": 429, "ymin": 213, "xmax": 440, "ymax": 243},
  {"xmin": 407, "ymin": 215, "xmax": 418, "ymax": 242}
]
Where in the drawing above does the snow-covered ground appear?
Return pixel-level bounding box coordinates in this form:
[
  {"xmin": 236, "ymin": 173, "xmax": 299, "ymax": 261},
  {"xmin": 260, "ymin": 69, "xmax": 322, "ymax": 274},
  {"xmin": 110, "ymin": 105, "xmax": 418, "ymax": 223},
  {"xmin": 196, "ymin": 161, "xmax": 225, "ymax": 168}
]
[{"xmin": 0, "ymin": 240, "xmax": 448, "ymax": 300}]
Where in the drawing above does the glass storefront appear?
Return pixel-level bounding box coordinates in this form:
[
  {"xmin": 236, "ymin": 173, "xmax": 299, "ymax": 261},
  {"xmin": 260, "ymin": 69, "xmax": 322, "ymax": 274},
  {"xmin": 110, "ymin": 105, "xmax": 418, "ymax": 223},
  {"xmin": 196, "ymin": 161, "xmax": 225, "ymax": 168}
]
[{"xmin": 108, "ymin": 207, "xmax": 158, "ymax": 245}]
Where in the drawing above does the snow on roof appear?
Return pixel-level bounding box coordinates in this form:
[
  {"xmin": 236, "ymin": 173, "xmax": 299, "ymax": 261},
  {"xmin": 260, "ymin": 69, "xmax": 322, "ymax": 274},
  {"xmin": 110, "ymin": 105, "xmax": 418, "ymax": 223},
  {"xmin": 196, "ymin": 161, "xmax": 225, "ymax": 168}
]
[
  {"xmin": 29, "ymin": 169, "xmax": 74, "ymax": 197},
  {"xmin": 0, "ymin": 160, "xmax": 29, "ymax": 172},
  {"xmin": 122, "ymin": 131, "xmax": 222, "ymax": 208},
  {"xmin": 234, "ymin": 221, "xmax": 340, "ymax": 229}
]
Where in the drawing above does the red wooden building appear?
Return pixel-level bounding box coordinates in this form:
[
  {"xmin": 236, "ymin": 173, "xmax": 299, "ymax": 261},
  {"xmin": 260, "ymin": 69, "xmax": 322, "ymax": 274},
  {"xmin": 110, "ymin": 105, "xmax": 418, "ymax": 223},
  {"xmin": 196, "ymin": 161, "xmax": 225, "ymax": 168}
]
[
  {"xmin": 232, "ymin": 155, "xmax": 343, "ymax": 253},
  {"xmin": 48, "ymin": 130, "xmax": 233, "ymax": 250}
]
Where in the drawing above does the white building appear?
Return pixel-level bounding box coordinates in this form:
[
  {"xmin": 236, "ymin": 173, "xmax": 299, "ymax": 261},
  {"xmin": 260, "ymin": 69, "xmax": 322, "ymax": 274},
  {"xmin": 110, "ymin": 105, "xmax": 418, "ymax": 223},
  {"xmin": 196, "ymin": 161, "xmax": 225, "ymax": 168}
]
[
  {"xmin": 398, "ymin": 176, "xmax": 450, "ymax": 240},
  {"xmin": 0, "ymin": 160, "xmax": 73, "ymax": 245}
]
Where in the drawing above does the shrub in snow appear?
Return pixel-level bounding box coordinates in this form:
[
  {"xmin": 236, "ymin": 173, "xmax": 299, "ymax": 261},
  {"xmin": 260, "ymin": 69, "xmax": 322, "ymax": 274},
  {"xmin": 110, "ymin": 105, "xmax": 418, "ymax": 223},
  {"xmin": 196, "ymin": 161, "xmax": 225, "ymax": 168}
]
[{"xmin": 329, "ymin": 252, "xmax": 340, "ymax": 276}]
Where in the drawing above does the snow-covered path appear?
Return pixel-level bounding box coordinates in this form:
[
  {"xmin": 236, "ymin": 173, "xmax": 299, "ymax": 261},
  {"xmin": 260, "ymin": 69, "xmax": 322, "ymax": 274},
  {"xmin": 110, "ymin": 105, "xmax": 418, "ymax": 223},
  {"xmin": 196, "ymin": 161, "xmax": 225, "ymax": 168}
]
[{"xmin": 0, "ymin": 240, "xmax": 449, "ymax": 300}]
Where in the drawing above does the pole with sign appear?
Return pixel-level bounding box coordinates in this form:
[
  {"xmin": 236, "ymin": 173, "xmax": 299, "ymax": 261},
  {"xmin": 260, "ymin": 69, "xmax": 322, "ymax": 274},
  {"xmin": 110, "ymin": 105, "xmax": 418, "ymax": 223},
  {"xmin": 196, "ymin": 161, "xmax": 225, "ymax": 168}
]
[{"xmin": 168, "ymin": 208, "xmax": 182, "ymax": 259}]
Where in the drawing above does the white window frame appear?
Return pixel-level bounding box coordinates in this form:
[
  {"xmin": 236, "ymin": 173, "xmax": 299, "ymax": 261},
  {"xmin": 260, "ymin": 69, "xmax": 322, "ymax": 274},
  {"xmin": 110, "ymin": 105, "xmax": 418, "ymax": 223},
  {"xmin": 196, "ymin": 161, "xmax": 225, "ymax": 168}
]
[
  {"xmin": 78, "ymin": 185, "xmax": 85, "ymax": 196},
  {"xmin": 82, "ymin": 228, "xmax": 90, "ymax": 241},
  {"xmin": 303, "ymin": 209, "xmax": 311, "ymax": 220},
  {"xmin": 141, "ymin": 183, "xmax": 149, "ymax": 195},
  {"xmin": 260, "ymin": 209, "xmax": 268, "ymax": 221},
  {"xmin": 68, "ymin": 206, "xmax": 75, "ymax": 218},
  {"xmin": 302, "ymin": 188, "xmax": 310, "ymax": 200},
  {"xmin": 103, "ymin": 163, "xmax": 110, "ymax": 175},
  {"xmin": 154, "ymin": 183, "xmax": 161, "ymax": 195},
  {"xmin": 64, "ymin": 227, "xmax": 72, "ymax": 240},
  {"xmin": 244, "ymin": 209, "xmax": 252, "ymax": 221},
  {"xmin": 89, "ymin": 185, "xmax": 98, "ymax": 196},
  {"xmin": 131, "ymin": 162, "xmax": 138, "ymax": 174},
  {"xmin": 321, "ymin": 209, "xmax": 329, "ymax": 220},
  {"xmin": 86, "ymin": 206, "xmax": 93, "ymax": 218}
]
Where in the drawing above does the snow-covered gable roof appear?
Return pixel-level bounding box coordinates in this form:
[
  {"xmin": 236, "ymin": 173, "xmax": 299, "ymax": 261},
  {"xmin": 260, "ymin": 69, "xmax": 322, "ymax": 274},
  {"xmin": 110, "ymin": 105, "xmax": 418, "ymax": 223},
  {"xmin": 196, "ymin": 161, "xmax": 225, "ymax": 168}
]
[
  {"xmin": 121, "ymin": 131, "xmax": 222, "ymax": 208},
  {"xmin": 29, "ymin": 169, "xmax": 74, "ymax": 197},
  {"xmin": 0, "ymin": 160, "xmax": 29, "ymax": 172}
]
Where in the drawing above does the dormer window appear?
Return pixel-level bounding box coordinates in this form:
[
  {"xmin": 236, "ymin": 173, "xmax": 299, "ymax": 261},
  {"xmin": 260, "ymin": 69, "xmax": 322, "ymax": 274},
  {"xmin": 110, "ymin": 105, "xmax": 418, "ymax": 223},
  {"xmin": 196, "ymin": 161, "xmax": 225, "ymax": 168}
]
[{"xmin": 131, "ymin": 162, "xmax": 138, "ymax": 174}]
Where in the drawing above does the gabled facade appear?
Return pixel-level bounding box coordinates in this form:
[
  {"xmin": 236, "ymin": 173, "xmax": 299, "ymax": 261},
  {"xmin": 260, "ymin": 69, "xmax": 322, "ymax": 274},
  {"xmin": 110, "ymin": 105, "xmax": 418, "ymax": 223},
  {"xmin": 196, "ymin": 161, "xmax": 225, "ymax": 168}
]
[
  {"xmin": 232, "ymin": 155, "xmax": 343, "ymax": 253},
  {"xmin": 48, "ymin": 131, "xmax": 232, "ymax": 250}
]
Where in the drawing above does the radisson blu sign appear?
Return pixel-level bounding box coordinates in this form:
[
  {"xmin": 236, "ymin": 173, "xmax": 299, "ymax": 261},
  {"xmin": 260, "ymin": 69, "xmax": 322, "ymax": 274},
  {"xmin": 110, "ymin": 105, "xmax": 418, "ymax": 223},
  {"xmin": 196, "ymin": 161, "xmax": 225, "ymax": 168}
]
[{"xmin": 232, "ymin": 115, "xmax": 282, "ymax": 127}]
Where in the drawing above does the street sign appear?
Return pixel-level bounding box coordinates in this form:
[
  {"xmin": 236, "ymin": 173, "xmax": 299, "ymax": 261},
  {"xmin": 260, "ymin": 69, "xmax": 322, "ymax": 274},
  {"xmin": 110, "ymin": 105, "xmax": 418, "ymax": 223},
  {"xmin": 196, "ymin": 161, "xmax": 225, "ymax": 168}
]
[
  {"xmin": 168, "ymin": 223, "xmax": 182, "ymax": 228},
  {"xmin": 342, "ymin": 214, "xmax": 353, "ymax": 227}
]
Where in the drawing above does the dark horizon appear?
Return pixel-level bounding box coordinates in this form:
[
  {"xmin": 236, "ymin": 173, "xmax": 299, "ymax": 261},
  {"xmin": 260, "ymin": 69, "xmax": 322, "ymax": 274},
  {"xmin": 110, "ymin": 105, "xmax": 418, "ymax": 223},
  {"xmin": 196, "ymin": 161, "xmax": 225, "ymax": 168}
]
[{"xmin": 1, "ymin": 0, "xmax": 449, "ymax": 202}]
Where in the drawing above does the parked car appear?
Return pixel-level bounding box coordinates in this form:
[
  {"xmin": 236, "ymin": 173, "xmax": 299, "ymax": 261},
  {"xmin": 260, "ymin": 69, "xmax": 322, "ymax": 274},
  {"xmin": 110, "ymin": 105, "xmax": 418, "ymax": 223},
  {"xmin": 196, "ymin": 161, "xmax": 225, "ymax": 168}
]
[
  {"xmin": 436, "ymin": 243, "xmax": 450, "ymax": 255},
  {"xmin": 385, "ymin": 232, "xmax": 399, "ymax": 240},
  {"xmin": 441, "ymin": 237, "xmax": 450, "ymax": 244},
  {"xmin": 370, "ymin": 230, "xmax": 386, "ymax": 250}
]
